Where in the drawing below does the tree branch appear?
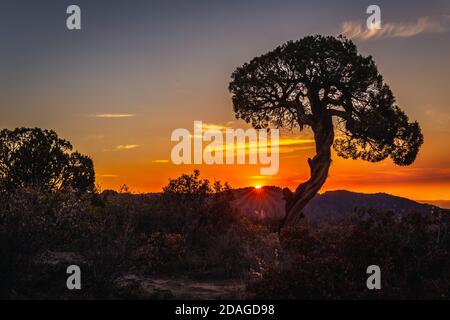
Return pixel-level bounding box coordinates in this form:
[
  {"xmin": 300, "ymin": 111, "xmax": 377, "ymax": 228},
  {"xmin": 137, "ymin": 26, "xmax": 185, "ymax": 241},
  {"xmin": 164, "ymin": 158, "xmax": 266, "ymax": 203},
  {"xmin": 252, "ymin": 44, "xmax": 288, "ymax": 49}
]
[{"xmin": 327, "ymin": 109, "xmax": 351, "ymax": 121}]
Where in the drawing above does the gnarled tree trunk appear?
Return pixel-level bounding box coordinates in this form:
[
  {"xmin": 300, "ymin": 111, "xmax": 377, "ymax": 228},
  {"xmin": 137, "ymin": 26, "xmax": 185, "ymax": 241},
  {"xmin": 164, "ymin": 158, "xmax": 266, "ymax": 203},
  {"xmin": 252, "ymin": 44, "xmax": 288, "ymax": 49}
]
[{"xmin": 282, "ymin": 117, "xmax": 334, "ymax": 227}]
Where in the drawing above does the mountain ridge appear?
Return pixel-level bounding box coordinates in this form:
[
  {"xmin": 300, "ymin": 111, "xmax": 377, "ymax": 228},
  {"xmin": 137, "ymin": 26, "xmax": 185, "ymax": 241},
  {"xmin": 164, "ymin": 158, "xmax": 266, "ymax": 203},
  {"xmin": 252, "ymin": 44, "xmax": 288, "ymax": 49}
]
[
  {"xmin": 231, "ymin": 187, "xmax": 446, "ymax": 225},
  {"xmin": 101, "ymin": 187, "xmax": 448, "ymax": 225}
]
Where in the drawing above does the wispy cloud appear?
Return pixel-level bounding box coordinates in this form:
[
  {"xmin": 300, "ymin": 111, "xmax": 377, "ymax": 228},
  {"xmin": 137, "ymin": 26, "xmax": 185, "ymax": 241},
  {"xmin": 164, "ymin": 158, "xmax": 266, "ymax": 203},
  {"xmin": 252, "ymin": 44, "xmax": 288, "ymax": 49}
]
[
  {"xmin": 201, "ymin": 123, "xmax": 231, "ymax": 131},
  {"xmin": 152, "ymin": 159, "xmax": 170, "ymax": 163},
  {"xmin": 204, "ymin": 138, "xmax": 315, "ymax": 155},
  {"xmin": 97, "ymin": 174, "xmax": 119, "ymax": 178},
  {"xmin": 104, "ymin": 144, "xmax": 141, "ymax": 151},
  {"xmin": 116, "ymin": 144, "xmax": 140, "ymax": 150},
  {"xmin": 425, "ymin": 109, "xmax": 450, "ymax": 131},
  {"xmin": 340, "ymin": 16, "xmax": 448, "ymax": 40},
  {"xmin": 372, "ymin": 168, "xmax": 450, "ymax": 184},
  {"xmin": 425, "ymin": 109, "xmax": 450, "ymax": 121},
  {"xmin": 249, "ymin": 175, "xmax": 276, "ymax": 180},
  {"xmin": 85, "ymin": 133, "xmax": 105, "ymax": 140},
  {"xmin": 90, "ymin": 114, "xmax": 136, "ymax": 118},
  {"xmin": 190, "ymin": 122, "xmax": 242, "ymax": 139}
]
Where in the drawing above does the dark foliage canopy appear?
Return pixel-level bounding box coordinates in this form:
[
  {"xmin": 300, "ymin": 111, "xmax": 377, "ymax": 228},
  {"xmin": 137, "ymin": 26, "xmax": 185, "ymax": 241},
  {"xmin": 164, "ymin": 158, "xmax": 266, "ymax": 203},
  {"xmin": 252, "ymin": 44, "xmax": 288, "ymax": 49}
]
[
  {"xmin": 229, "ymin": 35, "xmax": 423, "ymax": 165},
  {"xmin": 0, "ymin": 127, "xmax": 95, "ymax": 193}
]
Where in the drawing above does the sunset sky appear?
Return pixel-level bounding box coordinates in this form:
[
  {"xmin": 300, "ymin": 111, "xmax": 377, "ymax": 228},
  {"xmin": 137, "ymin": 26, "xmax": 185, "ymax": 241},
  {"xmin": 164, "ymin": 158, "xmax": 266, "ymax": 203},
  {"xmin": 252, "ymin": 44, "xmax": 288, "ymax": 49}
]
[{"xmin": 1, "ymin": 0, "xmax": 449, "ymax": 200}]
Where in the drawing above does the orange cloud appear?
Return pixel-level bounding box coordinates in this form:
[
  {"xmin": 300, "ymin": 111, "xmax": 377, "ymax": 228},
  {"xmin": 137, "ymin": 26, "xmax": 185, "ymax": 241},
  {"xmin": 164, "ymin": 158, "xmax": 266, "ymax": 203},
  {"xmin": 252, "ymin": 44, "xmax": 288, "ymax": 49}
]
[
  {"xmin": 341, "ymin": 17, "xmax": 448, "ymax": 40},
  {"xmin": 103, "ymin": 144, "xmax": 141, "ymax": 151},
  {"xmin": 91, "ymin": 113, "xmax": 136, "ymax": 118}
]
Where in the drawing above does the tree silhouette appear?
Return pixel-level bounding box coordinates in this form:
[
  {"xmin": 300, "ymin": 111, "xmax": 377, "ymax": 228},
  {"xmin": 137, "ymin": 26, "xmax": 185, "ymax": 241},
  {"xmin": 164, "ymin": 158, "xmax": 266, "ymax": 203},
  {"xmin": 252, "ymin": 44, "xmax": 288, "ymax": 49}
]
[
  {"xmin": 0, "ymin": 127, "xmax": 95, "ymax": 193},
  {"xmin": 229, "ymin": 35, "xmax": 423, "ymax": 227}
]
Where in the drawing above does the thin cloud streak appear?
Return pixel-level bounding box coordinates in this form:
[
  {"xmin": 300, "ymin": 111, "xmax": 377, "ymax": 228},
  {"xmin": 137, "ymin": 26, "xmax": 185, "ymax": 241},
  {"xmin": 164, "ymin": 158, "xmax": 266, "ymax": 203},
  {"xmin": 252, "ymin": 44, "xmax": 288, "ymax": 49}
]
[
  {"xmin": 116, "ymin": 144, "xmax": 140, "ymax": 150},
  {"xmin": 90, "ymin": 114, "xmax": 136, "ymax": 118},
  {"xmin": 340, "ymin": 16, "xmax": 448, "ymax": 40},
  {"xmin": 103, "ymin": 144, "xmax": 141, "ymax": 151},
  {"xmin": 98, "ymin": 174, "xmax": 119, "ymax": 178},
  {"xmin": 204, "ymin": 138, "xmax": 315, "ymax": 154}
]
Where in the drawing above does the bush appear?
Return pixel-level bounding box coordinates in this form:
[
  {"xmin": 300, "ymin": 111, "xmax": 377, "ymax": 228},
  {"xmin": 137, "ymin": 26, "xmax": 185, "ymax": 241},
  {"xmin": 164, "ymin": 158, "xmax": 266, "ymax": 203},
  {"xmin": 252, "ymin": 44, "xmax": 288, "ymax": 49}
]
[
  {"xmin": 2, "ymin": 170, "xmax": 447, "ymax": 299},
  {"xmin": 248, "ymin": 210, "xmax": 450, "ymax": 299},
  {"xmin": 0, "ymin": 188, "xmax": 138, "ymax": 298},
  {"xmin": 140, "ymin": 232, "xmax": 187, "ymax": 273},
  {"xmin": 0, "ymin": 171, "xmax": 278, "ymax": 298}
]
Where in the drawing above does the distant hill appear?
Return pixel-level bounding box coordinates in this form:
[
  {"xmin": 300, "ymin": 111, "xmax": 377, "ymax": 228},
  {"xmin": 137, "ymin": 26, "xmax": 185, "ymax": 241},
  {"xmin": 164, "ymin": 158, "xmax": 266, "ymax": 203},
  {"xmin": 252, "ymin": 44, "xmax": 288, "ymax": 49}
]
[
  {"xmin": 231, "ymin": 187, "xmax": 444, "ymax": 225},
  {"xmin": 103, "ymin": 187, "xmax": 446, "ymax": 225},
  {"xmin": 416, "ymin": 200, "xmax": 450, "ymax": 209}
]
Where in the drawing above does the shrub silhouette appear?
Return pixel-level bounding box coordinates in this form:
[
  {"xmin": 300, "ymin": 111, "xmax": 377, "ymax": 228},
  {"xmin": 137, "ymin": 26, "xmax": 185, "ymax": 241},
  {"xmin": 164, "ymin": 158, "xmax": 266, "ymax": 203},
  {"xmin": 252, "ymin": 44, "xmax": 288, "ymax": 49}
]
[
  {"xmin": 248, "ymin": 210, "xmax": 450, "ymax": 299},
  {"xmin": 0, "ymin": 127, "xmax": 95, "ymax": 193},
  {"xmin": 0, "ymin": 170, "xmax": 448, "ymax": 299}
]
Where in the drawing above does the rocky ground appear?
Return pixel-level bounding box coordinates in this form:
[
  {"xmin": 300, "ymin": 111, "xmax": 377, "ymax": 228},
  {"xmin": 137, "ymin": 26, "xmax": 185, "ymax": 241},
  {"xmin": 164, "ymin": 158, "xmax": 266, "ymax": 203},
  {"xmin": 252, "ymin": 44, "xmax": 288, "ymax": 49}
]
[
  {"xmin": 114, "ymin": 275, "xmax": 246, "ymax": 300},
  {"xmin": 26, "ymin": 251, "xmax": 247, "ymax": 299}
]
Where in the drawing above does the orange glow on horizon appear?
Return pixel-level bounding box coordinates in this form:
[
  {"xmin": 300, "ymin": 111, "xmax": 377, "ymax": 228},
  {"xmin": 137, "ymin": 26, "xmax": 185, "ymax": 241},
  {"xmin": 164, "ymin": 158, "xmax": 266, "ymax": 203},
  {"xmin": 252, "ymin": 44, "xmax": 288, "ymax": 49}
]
[{"xmin": 94, "ymin": 144, "xmax": 450, "ymax": 201}]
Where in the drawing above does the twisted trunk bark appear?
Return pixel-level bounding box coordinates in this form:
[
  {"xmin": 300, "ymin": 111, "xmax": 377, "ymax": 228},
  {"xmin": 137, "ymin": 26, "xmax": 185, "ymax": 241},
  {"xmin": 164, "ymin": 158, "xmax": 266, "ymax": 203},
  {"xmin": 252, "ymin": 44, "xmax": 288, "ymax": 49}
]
[{"xmin": 282, "ymin": 116, "xmax": 334, "ymax": 227}]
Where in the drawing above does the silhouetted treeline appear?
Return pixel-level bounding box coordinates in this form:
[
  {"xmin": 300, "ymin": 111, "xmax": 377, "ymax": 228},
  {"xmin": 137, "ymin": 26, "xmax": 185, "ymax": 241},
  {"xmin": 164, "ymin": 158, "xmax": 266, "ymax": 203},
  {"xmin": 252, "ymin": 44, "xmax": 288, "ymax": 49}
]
[{"xmin": 1, "ymin": 172, "xmax": 448, "ymax": 299}]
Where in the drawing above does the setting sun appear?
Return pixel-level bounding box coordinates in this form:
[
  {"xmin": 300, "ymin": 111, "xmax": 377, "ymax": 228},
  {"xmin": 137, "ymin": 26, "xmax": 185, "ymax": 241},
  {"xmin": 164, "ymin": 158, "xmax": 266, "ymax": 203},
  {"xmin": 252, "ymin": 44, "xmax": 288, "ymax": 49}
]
[{"xmin": 254, "ymin": 185, "xmax": 262, "ymax": 189}]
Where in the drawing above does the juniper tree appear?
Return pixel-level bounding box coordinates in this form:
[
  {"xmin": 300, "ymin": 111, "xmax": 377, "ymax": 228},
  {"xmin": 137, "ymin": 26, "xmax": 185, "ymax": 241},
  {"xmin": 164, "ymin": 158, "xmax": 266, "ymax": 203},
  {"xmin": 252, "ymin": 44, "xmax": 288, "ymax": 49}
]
[{"xmin": 229, "ymin": 35, "xmax": 423, "ymax": 227}]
